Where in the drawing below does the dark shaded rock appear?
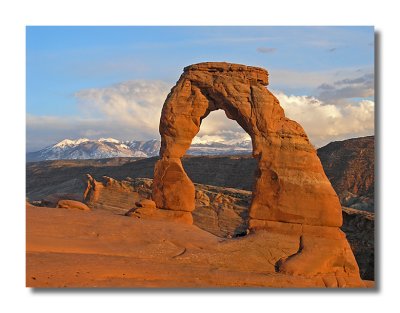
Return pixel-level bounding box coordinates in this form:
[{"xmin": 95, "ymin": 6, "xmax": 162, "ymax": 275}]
[
  {"xmin": 341, "ymin": 207, "xmax": 374, "ymax": 280},
  {"xmin": 318, "ymin": 136, "xmax": 374, "ymax": 212}
]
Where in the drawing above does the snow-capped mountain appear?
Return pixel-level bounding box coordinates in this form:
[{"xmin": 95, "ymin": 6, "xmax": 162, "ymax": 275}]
[
  {"xmin": 26, "ymin": 137, "xmax": 252, "ymax": 161},
  {"xmin": 26, "ymin": 138, "xmax": 160, "ymax": 161},
  {"xmin": 187, "ymin": 141, "xmax": 252, "ymax": 156}
]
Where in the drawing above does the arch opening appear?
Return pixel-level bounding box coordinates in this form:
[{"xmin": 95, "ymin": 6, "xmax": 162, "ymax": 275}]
[{"xmin": 182, "ymin": 109, "xmax": 257, "ymax": 237}]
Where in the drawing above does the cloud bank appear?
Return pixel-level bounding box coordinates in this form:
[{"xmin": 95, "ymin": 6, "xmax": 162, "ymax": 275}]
[
  {"xmin": 27, "ymin": 79, "xmax": 374, "ymax": 151},
  {"xmin": 275, "ymin": 92, "xmax": 374, "ymax": 147},
  {"xmin": 317, "ymin": 73, "xmax": 374, "ymax": 103},
  {"xmin": 27, "ymin": 80, "xmax": 172, "ymax": 151}
]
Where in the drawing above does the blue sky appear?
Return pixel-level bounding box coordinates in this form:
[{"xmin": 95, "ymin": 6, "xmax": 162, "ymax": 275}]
[{"xmin": 26, "ymin": 26, "xmax": 374, "ymax": 151}]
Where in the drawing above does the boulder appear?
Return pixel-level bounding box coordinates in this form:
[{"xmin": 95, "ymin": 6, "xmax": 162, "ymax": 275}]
[
  {"xmin": 56, "ymin": 199, "xmax": 90, "ymax": 211},
  {"xmin": 135, "ymin": 199, "xmax": 157, "ymax": 209}
]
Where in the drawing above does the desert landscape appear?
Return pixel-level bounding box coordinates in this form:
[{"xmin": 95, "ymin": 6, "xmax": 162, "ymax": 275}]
[{"xmin": 26, "ymin": 62, "xmax": 374, "ymax": 288}]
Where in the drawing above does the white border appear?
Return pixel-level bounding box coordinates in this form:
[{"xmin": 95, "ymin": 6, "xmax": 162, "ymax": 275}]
[{"xmin": 0, "ymin": 0, "xmax": 398, "ymax": 312}]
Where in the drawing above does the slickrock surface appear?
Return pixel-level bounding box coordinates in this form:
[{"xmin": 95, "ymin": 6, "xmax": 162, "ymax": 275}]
[
  {"xmin": 26, "ymin": 205, "xmax": 367, "ymax": 288},
  {"xmin": 27, "ymin": 176, "xmax": 373, "ymax": 284},
  {"xmin": 26, "ymin": 156, "xmax": 375, "ymax": 282},
  {"xmin": 318, "ymin": 136, "xmax": 374, "ymax": 212}
]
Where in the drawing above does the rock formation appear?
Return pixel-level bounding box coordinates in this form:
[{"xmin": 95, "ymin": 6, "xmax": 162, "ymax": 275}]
[
  {"xmin": 56, "ymin": 199, "xmax": 91, "ymax": 211},
  {"xmin": 83, "ymin": 174, "xmax": 142, "ymax": 214},
  {"xmin": 152, "ymin": 62, "xmax": 362, "ymax": 284},
  {"xmin": 126, "ymin": 199, "xmax": 193, "ymax": 225},
  {"xmin": 342, "ymin": 207, "xmax": 374, "ymax": 280},
  {"xmin": 318, "ymin": 136, "xmax": 374, "ymax": 212},
  {"xmin": 153, "ymin": 62, "xmax": 342, "ymax": 226}
]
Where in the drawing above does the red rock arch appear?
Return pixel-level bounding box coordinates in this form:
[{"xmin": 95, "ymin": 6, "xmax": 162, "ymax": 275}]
[{"xmin": 152, "ymin": 62, "xmax": 342, "ymax": 227}]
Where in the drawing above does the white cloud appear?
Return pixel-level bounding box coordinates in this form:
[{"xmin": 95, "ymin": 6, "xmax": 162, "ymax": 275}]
[
  {"xmin": 193, "ymin": 110, "xmax": 251, "ymax": 144},
  {"xmin": 27, "ymin": 79, "xmax": 374, "ymax": 152},
  {"xmin": 27, "ymin": 80, "xmax": 172, "ymax": 151},
  {"xmin": 75, "ymin": 80, "xmax": 251, "ymax": 145},
  {"xmin": 275, "ymin": 92, "xmax": 374, "ymax": 147},
  {"xmin": 193, "ymin": 130, "xmax": 251, "ymax": 145},
  {"xmin": 75, "ymin": 80, "xmax": 172, "ymax": 130},
  {"xmin": 26, "ymin": 114, "xmax": 155, "ymax": 151}
]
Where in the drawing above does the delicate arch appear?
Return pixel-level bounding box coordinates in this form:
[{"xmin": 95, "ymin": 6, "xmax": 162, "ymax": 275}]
[{"xmin": 152, "ymin": 62, "xmax": 342, "ymax": 227}]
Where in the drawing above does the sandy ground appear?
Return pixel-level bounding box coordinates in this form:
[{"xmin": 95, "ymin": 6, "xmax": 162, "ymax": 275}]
[{"xmin": 26, "ymin": 205, "xmax": 373, "ymax": 288}]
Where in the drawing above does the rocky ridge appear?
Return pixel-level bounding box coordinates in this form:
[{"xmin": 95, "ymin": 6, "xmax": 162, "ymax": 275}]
[{"xmin": 318, "ymin": 136, "xmax": 374, "ymax": 212}]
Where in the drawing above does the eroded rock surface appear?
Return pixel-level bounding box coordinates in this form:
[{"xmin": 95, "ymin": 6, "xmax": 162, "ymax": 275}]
[{"xmin": 83, "ymin": 174, "xmax": 142, "ymax": 214}]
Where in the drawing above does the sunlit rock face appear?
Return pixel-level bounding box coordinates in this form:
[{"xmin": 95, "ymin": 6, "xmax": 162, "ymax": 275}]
[{"xmin": 153, "ymin": 62, "xmax": 341, "ymax": 227}]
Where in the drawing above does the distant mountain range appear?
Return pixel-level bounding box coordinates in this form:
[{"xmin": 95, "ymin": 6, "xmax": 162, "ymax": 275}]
[{"xmin": 26, "ymin": 137, "xmax": 252, "ymax": 161}]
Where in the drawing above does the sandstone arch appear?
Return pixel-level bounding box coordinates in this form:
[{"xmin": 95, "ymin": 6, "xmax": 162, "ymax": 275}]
[{"xmin": 152, "ymin": 62, "xmax": 342, "ymax": 227}]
